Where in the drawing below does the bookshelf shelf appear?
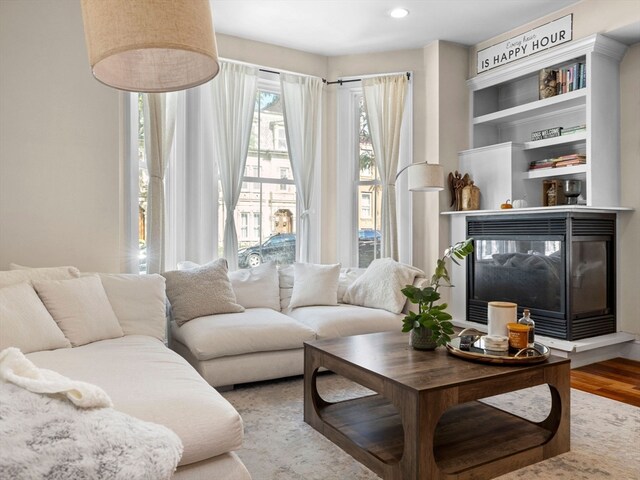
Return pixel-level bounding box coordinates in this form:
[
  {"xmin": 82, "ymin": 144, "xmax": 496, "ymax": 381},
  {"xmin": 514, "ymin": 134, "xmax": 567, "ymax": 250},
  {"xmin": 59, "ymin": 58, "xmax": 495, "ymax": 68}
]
[
  {"xmin": 524, "ymin": 164, "xmax": 588, "ymax": 180},
  {"xmin": 523, "ymin": 131, "xmax": 587, "ymax": 150},
  {"xmin": 473, "ymin": 89, "xmax": 586, "ymax": 126}
]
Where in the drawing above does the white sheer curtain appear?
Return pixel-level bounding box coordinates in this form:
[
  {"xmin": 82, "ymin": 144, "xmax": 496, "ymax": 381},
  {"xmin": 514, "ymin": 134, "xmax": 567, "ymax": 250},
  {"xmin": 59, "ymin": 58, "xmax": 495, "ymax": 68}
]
[
  {"xmin": 210, "ymin": 62, "xmax": 258, "ymax": 270},
  {"xmin": 280, "ymin": 73, "xmax": 323, "ymax": 263},
  {"xmin": 362, "ymin": 74, "xmax": 408, "ymax": 261},
  {"xmin": 143, "ymin": 92, "xmax": 177, "ymax": 274},
  {"xmin": 164, "ymin": 85, "xmax": 218, "ymax": 270}
]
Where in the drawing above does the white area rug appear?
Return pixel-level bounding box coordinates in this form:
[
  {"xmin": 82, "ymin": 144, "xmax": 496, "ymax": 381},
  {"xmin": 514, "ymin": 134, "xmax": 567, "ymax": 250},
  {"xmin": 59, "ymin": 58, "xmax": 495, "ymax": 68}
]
[{"xmin": 222, "ymin": 373, "xmax": 640, "ymax": 480}]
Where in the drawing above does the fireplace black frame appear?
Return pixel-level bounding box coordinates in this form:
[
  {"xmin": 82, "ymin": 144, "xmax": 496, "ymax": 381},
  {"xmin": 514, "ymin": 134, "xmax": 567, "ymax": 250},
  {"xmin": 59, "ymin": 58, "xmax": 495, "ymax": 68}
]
[{"xmin": 466, "ymin": 212, "xmax": 616, "ymax": 340}]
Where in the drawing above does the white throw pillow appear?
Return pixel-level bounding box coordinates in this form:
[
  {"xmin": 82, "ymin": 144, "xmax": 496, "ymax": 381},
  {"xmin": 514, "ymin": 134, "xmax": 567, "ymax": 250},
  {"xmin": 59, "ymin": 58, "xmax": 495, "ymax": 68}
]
[
  {"xmin": 288, "ymin": 263, "xmax": 341, "ymax": 310},
  {"xmin": 98, "ymin": 273, "xmax": 167, "ymax": 341},
  {"xmin": 0, "ymin": 266, "xmax": 80, "ymax": 289},
  {"xmin": 0, "ymin": 282, "xmax": 71, "ymax": 353},
  {"xmin": 228, "ymin": 262, "xmax": 280, "ymax": 310},
  {"xmin": 278, "ymin": 265, "xmax": 295, "ymax": 311},
  {"xmin": 337, "ymin": 268, "xmax": 366, "ymax": 303},
  {"xmin": 33, "ymin": 275, "xmax": 124, "ymax": 347},
  {"xmin": 342, "ymin": 258, "xmax": 424, "ymax": 314},
  {"xmin": 163, "ymin": 259, "xmax": 244, "ymax": 326}
]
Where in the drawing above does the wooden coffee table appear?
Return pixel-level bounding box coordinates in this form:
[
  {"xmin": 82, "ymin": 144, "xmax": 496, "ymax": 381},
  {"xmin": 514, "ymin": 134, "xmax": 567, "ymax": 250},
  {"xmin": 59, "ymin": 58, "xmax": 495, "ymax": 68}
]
[{"xmin": 304, "ymin": 331, "xmax": 570, "ymax": 480}]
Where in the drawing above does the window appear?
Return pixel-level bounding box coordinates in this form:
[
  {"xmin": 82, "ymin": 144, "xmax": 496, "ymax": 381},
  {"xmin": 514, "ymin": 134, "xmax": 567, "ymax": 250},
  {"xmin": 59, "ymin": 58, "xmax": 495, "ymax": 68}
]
[
  {"xmin": 360, "ymin": 193, "xmax": 372, "ymax": 219},
  {"xmin": 128, "ymin": 66, "xmax": 320, "ymax": 273},
  {"xmin": 357, "ymin": 96, "xmax": 382, "ymax": 268},
  {"xmin": 240, "ymin": 213, "xmax": 248, "ymax": 239},
  {"xmin": 224, "ymin": 78, "xmax": 297, "ymax": 269},
  {"xmin": 336, "ymin": 75, "xmax": 413, "ymax": 268},
  {"xmin": 137, "ymin": 94, "xmax": 149, "ymax": 274},
  {"xmin": 280, "ymin": 167, "xmax": 289, "ymax": 191},
  {"xmin": 253, "ymin": 212, "xmax": 260, "ymax": 239},
  {"xmin": 274, "ymin": 124, "xmax": 287, "ymax": 151}
]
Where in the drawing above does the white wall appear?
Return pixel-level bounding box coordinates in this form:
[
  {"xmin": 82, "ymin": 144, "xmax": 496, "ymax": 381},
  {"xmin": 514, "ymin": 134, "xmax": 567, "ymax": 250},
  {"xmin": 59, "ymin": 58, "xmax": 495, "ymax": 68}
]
[{"xmin": 0, "ymin": 0, "xmax": 120, "ymax": 272}]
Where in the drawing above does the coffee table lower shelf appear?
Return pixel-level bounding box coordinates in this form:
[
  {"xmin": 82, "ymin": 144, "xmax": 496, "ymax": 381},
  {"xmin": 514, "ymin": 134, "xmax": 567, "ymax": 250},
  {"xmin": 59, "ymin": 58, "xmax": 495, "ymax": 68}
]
[{"xmin": 319, "ymin": 394, "xmax": 555, "ymax": 476}]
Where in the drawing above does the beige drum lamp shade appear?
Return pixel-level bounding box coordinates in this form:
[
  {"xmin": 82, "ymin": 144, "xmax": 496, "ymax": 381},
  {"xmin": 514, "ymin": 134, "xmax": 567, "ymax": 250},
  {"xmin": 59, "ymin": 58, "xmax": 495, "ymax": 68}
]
[
  {"xmin": 80, "ymin": 0, "xmax": 219, "ymax": 93},
  {"xmin": 395, "ymin": 162, "xmax": 445, "ymax": 192}
]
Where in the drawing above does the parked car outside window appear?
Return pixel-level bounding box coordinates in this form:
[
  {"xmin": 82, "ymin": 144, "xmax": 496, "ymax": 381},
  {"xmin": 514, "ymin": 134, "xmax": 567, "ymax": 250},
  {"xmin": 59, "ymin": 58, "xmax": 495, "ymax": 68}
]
[{"xmin": 238, "ymin": 233, "xmax": 296, "ymax": 268}]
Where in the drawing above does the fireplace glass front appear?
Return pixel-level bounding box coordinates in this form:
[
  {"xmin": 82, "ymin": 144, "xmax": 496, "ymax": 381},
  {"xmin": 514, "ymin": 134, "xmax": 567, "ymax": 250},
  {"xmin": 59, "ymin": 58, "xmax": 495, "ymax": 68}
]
[{"xmin": 472, "ymin": 239, "xmax": 564, "ymax": 314}]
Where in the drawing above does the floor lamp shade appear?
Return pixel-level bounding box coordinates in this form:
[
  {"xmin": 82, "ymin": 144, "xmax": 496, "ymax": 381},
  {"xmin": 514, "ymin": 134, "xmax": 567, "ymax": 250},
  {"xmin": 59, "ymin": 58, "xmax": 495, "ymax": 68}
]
[
  {"xmin": 80, "ymin": 0, "xmax": 220, "ymax": 93},
  {"xmin": 395, "ymin": 162, "xmax": 445, "ymax": 192}
]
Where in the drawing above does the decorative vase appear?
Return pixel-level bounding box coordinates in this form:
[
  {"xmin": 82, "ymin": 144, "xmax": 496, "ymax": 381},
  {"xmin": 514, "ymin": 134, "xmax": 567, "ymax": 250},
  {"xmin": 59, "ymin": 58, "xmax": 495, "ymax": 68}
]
[{"xmin": 410, "ymin": 327, "xmax": 438, "ymax": 350}]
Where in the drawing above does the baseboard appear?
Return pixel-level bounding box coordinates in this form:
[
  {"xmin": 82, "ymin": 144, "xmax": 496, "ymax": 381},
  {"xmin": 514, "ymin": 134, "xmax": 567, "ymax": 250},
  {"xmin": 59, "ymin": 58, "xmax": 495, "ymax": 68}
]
[{"xmin": 621, "ymin": 340, "xmax": 640, "ymax": 362}]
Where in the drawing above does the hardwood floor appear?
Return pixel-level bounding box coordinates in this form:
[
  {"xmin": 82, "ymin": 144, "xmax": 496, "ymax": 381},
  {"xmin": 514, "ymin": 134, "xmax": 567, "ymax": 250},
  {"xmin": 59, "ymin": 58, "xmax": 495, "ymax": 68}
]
[{"xmin": 571, "ymin": 358, "xmax": 640, "ymax": 407}]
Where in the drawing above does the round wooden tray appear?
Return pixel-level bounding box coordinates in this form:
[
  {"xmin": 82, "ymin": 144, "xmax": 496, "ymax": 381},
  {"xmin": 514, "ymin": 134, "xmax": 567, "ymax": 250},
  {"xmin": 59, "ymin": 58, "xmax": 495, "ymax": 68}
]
[{"xmin": 446, "ymin": 332, "xmax": 550, "ymax": 365}]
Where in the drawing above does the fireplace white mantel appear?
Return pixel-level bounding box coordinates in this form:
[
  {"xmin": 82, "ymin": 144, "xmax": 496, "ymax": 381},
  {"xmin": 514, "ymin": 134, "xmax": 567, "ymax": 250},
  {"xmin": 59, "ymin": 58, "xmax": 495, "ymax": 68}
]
[{"xmin": 443, "ymin": 206, "xmax": 635, "ymax": 367}]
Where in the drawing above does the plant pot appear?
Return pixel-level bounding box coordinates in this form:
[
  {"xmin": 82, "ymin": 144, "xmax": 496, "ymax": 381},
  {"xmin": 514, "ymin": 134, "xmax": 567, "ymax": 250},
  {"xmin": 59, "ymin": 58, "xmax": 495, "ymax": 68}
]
[{"xmin": 410, "ymin": 326, "xmax": 438, "ymax": 350}]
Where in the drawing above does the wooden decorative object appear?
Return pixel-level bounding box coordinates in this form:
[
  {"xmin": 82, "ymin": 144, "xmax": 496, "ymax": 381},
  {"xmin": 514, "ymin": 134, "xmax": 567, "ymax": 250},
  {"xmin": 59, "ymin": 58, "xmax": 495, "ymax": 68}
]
[
  {"xmin": 449, "ymin": 171, "xmax": 480, "ymax": 211},
  {"xmin": 543, "ymin": 180, "xmax": 567, "ymax": 206}
]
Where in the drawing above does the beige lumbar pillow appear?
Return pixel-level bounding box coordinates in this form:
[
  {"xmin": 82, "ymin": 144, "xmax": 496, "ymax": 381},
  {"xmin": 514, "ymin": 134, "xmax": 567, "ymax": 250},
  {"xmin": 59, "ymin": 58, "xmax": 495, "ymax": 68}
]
[
  {"xmin": 0, "ymin": 282, "xmax": 71, "ymax": 353},
  {"xmin": 288, "ymin": 262, "xmax": 341, "ymax": 310},
  {"xmin": 163, "ymin": 258, "xmax": 244, "ymax": 327},
  {"xmin": 33, "ymin": 275, "xmax": 124, "ymax": 347},
  {"xmin": 343, "ymin": 258, "xmax": 424, "ymax": 314}
]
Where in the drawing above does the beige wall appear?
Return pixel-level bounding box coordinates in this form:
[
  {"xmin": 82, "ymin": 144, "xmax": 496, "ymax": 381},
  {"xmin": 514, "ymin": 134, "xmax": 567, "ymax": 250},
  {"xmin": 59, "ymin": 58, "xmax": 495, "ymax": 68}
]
[
  {"xmin": 619, "ymin": 43, "xmax": 640, "ymax": 336},
  {"xmin": 0, "ymin": 0, "xmax": 120, "ymax": 272}
]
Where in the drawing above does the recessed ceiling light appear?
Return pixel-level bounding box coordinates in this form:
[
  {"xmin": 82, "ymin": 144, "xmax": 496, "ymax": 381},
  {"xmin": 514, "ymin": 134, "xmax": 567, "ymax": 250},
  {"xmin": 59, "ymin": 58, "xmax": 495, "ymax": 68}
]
[{"xmin": 389, "ymin": 8, "xmax": 409, "ymax": 19}]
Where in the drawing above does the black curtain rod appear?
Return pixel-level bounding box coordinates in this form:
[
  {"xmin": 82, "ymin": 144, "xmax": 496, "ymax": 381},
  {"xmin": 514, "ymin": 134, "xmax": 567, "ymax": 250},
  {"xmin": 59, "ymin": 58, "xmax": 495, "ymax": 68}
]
[
  {"xmin": 259, "ymin": 68, "xmax": 328, "ymax": 84},
  {"xmin": 326, "ymin": 72, "xmax": 411, "ymax": 86},
  {"xmin": 258, "ymin": 68, "xmax": 411, "ymax": 86}
]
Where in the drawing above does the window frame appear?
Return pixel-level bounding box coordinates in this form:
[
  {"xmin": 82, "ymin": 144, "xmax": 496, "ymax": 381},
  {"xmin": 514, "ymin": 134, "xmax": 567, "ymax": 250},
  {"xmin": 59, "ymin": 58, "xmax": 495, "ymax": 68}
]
[{"xmin": 336, "ymin": 74, "xmax": 413, "ymax": 268}]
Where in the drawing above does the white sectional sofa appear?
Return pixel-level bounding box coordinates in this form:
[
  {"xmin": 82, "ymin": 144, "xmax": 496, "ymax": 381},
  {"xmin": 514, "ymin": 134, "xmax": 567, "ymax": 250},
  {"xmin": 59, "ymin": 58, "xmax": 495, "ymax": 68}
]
[
  {"xmin": 0, "ymin": 266, "xmax": 251, "ymax": 480},
  {"xmin": 169, "ymin": 262, "xmax": 424, "ymax": 388}
]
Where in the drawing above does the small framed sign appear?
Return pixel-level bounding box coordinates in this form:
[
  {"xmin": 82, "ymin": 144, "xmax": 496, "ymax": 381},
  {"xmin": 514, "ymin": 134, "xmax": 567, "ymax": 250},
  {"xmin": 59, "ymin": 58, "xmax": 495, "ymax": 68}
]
[{"xmin": 477, "ymin": 15, "xmax": 573, "ymax": 74}]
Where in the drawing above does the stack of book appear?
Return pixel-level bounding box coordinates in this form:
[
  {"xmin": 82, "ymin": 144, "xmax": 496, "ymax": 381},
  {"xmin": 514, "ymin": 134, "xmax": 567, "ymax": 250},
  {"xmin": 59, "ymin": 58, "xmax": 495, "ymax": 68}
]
[
  {"xmin": 529, "ymin": 154, "xmax": 587, "ymax": 171},
  {"xmin": 556, "ymin": 62, "xmax": 586, "ymax": 94},
  {"xmin": 540, "ymin": 63, "xmax": 586, "ymax": 96},
  {"xmin": 561, "ymin": 124, "xmax": 587, "ymax": 136},
  {"xmin": 554, "ymin": 153, "xmax": 586, "ymax": 167}
]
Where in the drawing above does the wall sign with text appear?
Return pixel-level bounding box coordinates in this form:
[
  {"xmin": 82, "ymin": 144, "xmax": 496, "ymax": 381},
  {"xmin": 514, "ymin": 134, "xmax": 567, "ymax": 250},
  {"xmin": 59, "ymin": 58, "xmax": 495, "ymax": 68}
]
[{"xmin": 477, "ymin": 15, "xmax": 573, "ymax": 74}]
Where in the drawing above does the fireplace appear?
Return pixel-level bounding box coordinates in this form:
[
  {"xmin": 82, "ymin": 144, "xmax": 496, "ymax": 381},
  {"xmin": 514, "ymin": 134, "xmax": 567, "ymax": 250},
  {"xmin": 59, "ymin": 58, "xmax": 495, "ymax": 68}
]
[{"xmin": 466, "ymin": 212, "xmax": 616, "ymax": 340}]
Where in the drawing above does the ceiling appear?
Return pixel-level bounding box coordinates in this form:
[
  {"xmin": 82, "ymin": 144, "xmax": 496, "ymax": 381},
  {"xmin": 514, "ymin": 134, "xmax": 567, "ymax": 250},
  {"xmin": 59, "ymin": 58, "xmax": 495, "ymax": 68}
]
[{"xmin": 210, "ymin": 0, "xmax": 581, "ymax": 56}]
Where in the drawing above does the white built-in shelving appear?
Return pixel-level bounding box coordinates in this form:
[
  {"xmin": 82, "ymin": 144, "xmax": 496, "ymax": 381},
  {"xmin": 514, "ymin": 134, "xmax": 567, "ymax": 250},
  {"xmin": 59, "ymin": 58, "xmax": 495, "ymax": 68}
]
[{"xmin": 459, "ymin": 34, "xmax": 627, "ymax": 209}]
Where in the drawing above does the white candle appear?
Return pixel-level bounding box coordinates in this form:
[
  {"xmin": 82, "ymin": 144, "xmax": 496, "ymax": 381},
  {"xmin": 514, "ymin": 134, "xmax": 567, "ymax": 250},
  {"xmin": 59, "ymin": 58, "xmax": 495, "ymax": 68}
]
[{"xmin": 488, "ymin": 301, "xmax": 518, "ymax": 337}]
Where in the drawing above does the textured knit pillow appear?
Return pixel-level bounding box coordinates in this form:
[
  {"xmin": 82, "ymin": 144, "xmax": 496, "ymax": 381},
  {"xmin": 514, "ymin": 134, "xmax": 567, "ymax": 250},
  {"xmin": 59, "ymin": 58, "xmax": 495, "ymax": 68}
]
[
  {"xmin": 163, "ymin": 259, "xmax": 244, "ymax": 327},
  {"xmin": 288, "ymin": 263, "xmax": 341, "ymax": 310},
  {"xmin": 0, "ymin": 282, "xmax": 71, "ymax": 353},
  {"xmin": 343, "ymin": 258, "xmax": 424, "ymax": 314},
  {"xmin": 33, "ymin": 275, "xmax": 124, "ymax": 347}
]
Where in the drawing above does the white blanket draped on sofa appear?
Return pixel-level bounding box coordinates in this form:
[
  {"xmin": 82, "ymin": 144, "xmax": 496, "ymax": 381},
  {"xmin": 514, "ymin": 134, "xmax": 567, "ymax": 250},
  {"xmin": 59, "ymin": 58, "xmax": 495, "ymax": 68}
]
[{"xmin": 0, "ymin": 348, "xmax": 183, "ymax": 480}]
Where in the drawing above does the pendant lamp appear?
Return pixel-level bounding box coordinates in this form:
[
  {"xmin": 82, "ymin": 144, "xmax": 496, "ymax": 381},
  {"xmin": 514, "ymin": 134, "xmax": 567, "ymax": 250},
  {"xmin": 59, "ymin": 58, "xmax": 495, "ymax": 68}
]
[{"xmin": 80, "ymin": 0, "xmax": 219, "ymax": 93}]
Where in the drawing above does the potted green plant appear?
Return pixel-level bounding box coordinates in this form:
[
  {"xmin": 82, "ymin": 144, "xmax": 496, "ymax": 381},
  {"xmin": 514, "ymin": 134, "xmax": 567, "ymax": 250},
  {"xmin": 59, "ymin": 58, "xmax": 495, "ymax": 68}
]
[{"xmin": 401, "ymin": 239, "xmax": 474, "ymax": 350}]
